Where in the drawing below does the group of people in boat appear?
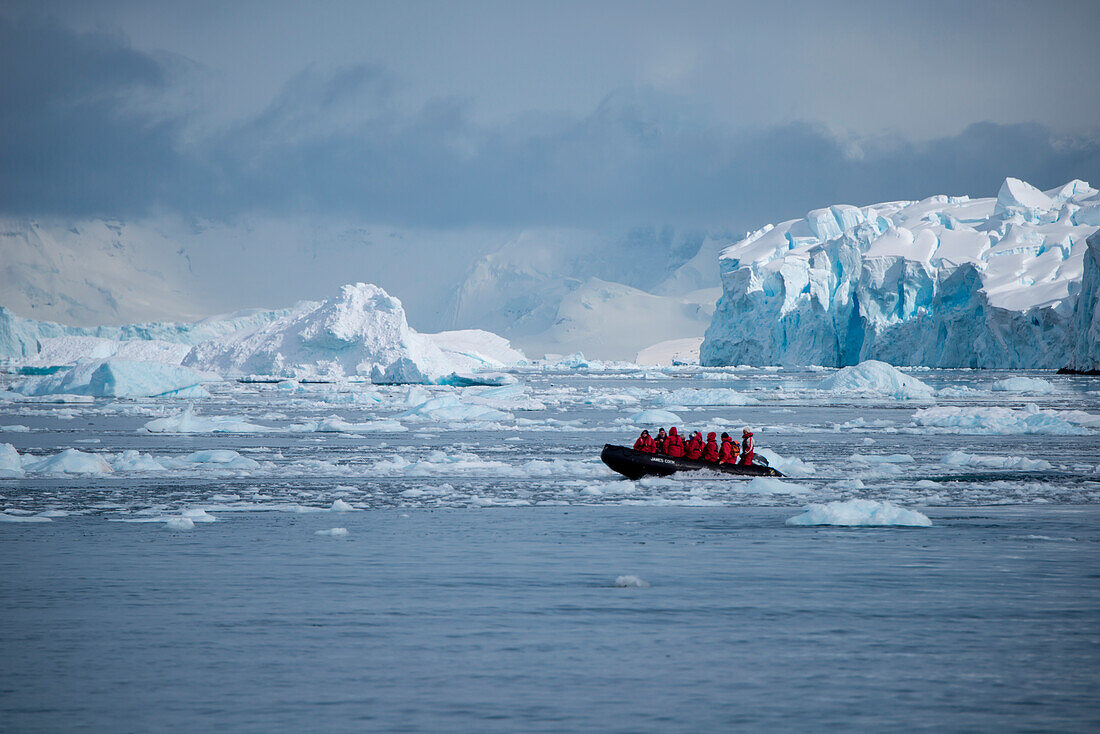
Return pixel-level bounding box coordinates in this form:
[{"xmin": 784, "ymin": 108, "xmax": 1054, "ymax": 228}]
[{"xmin": 633, "ymin": 426, "xmax": 756, "ymax": 465}]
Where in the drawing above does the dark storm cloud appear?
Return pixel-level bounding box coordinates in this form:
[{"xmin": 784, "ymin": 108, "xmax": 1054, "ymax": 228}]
[
  {"xmin": 0, "ymin": 16, "xmax": 193, "ymax": 216},
  {"xmin": 2, "ymin": 18, "xmax": 1098, "ymax": 228}
]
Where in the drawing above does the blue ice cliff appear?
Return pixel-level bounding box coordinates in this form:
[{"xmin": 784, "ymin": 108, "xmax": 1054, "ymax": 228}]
[{"xmin": 702, "ymin": 178, "xmax": 1100, "ymax": 368}]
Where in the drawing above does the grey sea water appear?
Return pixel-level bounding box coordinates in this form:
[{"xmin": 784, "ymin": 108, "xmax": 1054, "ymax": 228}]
[{"xmin": 1, "ymin": 367, "xmax": 1098, "ymax": 731}]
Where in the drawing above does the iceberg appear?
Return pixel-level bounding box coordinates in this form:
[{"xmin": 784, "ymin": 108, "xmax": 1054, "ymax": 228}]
[
  {"xmin": 818, "ymin": 361, "xmax": 934, "ymax": 400},
  {"xmin": 703, "ymin": 179, "xmax": 1100, "ymax": 368},
  {"xmin": 184, "ymin": 283, "xmax": 524, "ymax": 383},
  {"xmin": 22, "ymin": 448, "xmax": 114, "ymax": 475},
  {"xmin": 13, "ymin": 360, "xmax": 217, "ymax": 398},
  {"xmin": 0, "ymin": 443, "xmax": 26, "ymax": 478}
]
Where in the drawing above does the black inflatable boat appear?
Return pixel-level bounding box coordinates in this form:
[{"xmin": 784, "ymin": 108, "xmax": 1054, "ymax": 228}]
[{"xmin": 600, "ymin": 444, "xmax": 783, "ymax": 480}]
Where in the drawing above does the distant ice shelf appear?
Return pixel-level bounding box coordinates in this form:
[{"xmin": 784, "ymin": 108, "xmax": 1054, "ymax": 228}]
[{"xmin": 702, "ymin": 178, "xmax": 1100, "ymax": 369}]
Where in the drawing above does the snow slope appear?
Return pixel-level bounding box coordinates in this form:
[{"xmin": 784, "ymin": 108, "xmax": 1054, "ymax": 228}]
[
  {"xmin": 702, "ymin": 178, "xmax": 1100, "ymax": 368},
  {"xmin": 447, "ymin": 228, "xmax": 718, "ymax": 359},
  {"xmin": 0, "ymin": 218, "xmax": 203, "ymax": 326},
  {"xmin": 184, "ymin": 283, "xmax": 525, "ymax": 381}
]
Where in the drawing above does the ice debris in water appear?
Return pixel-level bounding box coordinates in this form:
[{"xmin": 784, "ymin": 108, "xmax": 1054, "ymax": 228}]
[
  {"xmin": 614, "ymin": 575, "xmax": 650, "ymax": 588},
  {"xmin": 627, "ymin": 408, "xmax": 682, "ymax": 425},
  {"xmin": 818, "ymin": 361, "xmax": 934, "ymax": 400},
  {"xmin": 144, "ymin": 405, "xmax": 275, "ymax": 434},
  {"xmin": 990, "ymin": 377, "xmax": 1056, "ymax": 394},
  {"xmin": 943, "ymin": 451, "xmax": 1052, "ymax": 471},
  {"xmin": 653, "ymin": 388, "xmax": 757, "ymax": 406},
  {"xmin": 330, "ymin": 499, "xmax": 355, "ymax": 512},
  {"xmin": 401, "ymin": 394, "xmax": 512, "ymax": 422},
  {"xmin": 0, "ymin": 443, "xmax": 26, "ymax": 478},
  {"xmin": 912, "ymin": 406, "xmax": 1090, "ymax": 435},
  {"xmin": 22, "ymin": 448, "xmax": 114, "ymax": 475},
  {"xmin": 316, "ymin": 527, "xmax": 349, "ymax": 536},
  {"xmin": 786, "ymin": 500, "xmax": 932, "ymax": 527},
  {"xmin": 165, "ymin": 517, "xmax": 195, "ymax": 531}
]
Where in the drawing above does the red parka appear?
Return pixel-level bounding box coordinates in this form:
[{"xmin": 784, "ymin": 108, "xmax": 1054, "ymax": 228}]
[
  {"xmin": 718, "ymin": 436, "xmax": 739, "ymax": 464},
  {"xmin": 665, "ymin": 427, "xmax": 685, "ymax": 458},
  {"xmin": 633, "ymin": 433, "xmax": 657, "ymax": 453},
  {"xmin": 702, "ymin": 432, "xmax": 720, "ymax": 463},
  {"xmin": 685, "ymin": 432, "xmax": 704, "ymax": 460}
]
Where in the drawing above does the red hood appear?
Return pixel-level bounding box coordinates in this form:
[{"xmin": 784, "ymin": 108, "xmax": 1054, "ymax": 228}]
[
  {"xmin": 707, "ymin": 432, "xmax": 716, "ymax": 441},
  {"xmin": 668, "ymin": 427, "xmax": 678, "ymax": 437}
]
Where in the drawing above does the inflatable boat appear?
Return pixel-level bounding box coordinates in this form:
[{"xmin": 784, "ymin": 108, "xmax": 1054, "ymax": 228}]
[{"xmin": 600, "ymin": 444, "xmax": 783, "ymax": 480}]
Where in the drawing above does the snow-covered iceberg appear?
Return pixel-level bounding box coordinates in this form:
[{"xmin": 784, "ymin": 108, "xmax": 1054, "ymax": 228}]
[
  {"xmin": 702, "ymin": 178, "xmax": 1100, "ymax": 368},
  {"xmin": 183, "ymin": 283, "xmax": 524, "ymax": 382}
]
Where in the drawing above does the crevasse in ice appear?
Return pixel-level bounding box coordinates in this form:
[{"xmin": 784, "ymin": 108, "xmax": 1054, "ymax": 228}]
[{"xmin": 702, "ymin": 178, "xmax": 1100, "ymax": 368}]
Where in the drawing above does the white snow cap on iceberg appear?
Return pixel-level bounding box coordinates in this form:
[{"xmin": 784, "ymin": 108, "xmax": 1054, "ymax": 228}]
[
  {"xmin": 184, "ymin": 282, "xmax": 523, "ymax": 382},
  {"xmin": 702, "ymin": 178, "xmax": 1100, "ymax": 368}
]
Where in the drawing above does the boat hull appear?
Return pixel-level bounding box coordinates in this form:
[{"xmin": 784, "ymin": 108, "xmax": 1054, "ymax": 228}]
[{"xmin": 600, "ymin": 444, "xmax": 783, "ymax": 480}]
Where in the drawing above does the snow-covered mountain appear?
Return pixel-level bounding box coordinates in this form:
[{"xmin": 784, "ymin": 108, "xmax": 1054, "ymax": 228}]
[
  {"xmin": 447, "ymin": 228, "xmax": 722, "ymax": 359},
  {"xmin": 0, "ymin": 218, "xmax": 206, "ymax": 326},
  {"xmin": 702, "ymin": 178, "xmax": 1100, "ymax": 368}
]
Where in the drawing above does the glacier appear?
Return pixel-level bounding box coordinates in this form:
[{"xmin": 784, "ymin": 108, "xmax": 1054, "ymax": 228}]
[{"xmin": 702, "ymin": 178, "xmax": 1100, "ymax": 368}]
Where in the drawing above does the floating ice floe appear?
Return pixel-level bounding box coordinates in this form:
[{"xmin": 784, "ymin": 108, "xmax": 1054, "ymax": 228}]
[
  {"xmin": 786, "ymin": 499, "xmax": 932, "ymax": 527},
  {"xmin": 290, "ymin": 415, "xmax": 407, "ymax": 433},
  {"xmin": 0, "ymin": 512, "xmax": 54, "ymax": 522},
  {"xmin": 22, "ymin": 448, "xmax": 114, "ymax": 475},
  {"xmin": 943, "ymin": 451, "xmax": 1052, "ymax": 471},
  {"xmin": 13, "ymin": 359, "xmax": 218, "ymax": 398},
  {"xmin": 817, "ymin": 361, "xmax": 934, "ymax": 400},
  {"xmin": 653, "ymin": 388, "xmax": 757, "ymax": 406},
  {"xmin": 911, "ymin": 405, "xmax": 1091, "ymax": 435},
  {"xmin": 316, "ymin": 527, "xmax": 349, "ymax": 536},
  {"xmin": 756, "ymin": 448, "xmax": 815, "ymax": 477},
  {"xmin": 400, "ymin": 394, "xmax": 512, "ymax": 422},
  {"xmin": 990, "ymin": 376, "xmax": 1056, "ymax": 394},
  {"xmin": 627, "ymin": 408, "xmax": 683, "ymax": 425},
  {"xmin": 165, "ymin": 517, "xmax": 195, "ymax": 531},
  {"xmin": 741, "ymin": 476, "xmax": 810, "ymax": 494},
  {"xmin": 613, "ymin": 575, "xmax": 650, "ymax": 588},
  {"xmin": 0, "ymin": 443, "xmax": 26, "ymax": 478},
  {"xmin": 144, "ymin": 405, "xmax": 276, "ymax": 433}
]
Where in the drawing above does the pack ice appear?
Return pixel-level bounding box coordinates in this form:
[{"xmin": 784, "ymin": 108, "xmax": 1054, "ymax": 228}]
[
  {"xmin": 184, "ymin": 283, "xmax": 524, "ymax": 382},
  {"xmin": 702, "ymin": 178, "xmax": 1100, "ymax": 368}
]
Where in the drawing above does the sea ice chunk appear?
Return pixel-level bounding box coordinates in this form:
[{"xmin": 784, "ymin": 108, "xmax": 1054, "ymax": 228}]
[
  {"xmin": 818, "ymin": 361, "xmax": 934, "ymax": 400},
  {"xmin": 990, "ymin": 377, "xmax": 1056, "ymax": 394},
  {"xmin": 786, "ymin": 499, "xmax": 932, "ymax": 527},
  {"xmin": 23, "ymin": 448, "xmax": 114, "ymax": 474},
  {"xmin": 0, "ymin": 443, "xmax": 26, "ymax": 478}
]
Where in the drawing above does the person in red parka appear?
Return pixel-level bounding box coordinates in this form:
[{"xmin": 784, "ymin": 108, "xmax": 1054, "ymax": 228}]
[
  {"xmin": 665, "ymin": 427, "xmax": 685, "ymax": 457},
  {"xmin": 718, "ymin": 432, "xmax": 740, "ymax": 464},
  {"xmin": 739, "ymin": 428, "xmax": 755, "ymax": 465},
  {"xmin": 702, "ymin": 432, "xmax": 720, "ymax": 462},
  {"xmin": 633, "ymin": 430, "xmax": 656, "ymax": 453},
  {"xmin": 685, "ymin": 431, "xmax": 704, "ymax": 460},
  {"xmin": 654, "ymin": 428, "xmax": 667, "ymax": 453}
]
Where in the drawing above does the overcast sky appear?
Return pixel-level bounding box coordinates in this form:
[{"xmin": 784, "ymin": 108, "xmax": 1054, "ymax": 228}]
[{"xmin": 2, "ymin": 0, "xmax": 1099, "ymax": 229}]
